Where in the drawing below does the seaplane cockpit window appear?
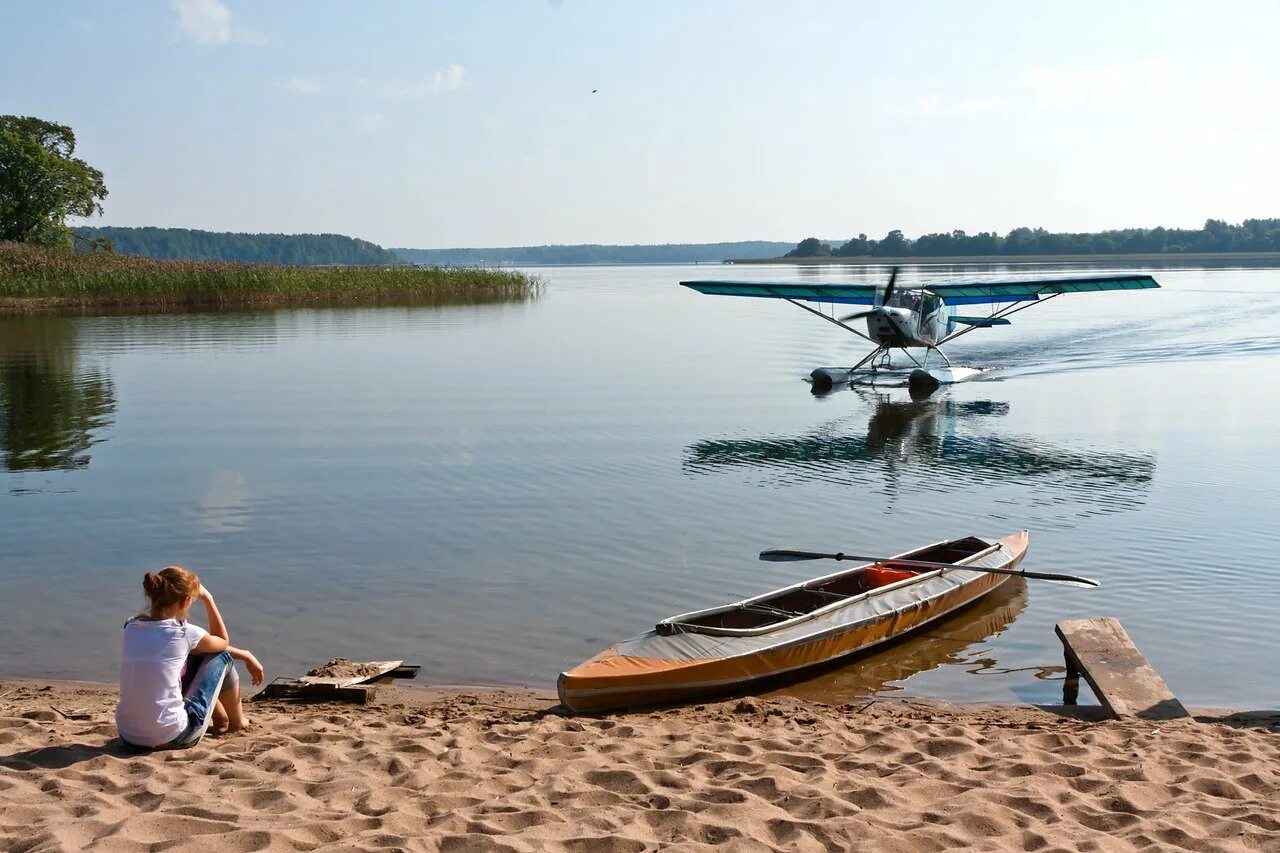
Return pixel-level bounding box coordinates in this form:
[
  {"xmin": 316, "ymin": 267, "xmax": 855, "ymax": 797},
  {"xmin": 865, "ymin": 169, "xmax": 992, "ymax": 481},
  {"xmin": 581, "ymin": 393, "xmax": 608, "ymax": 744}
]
[{"xmin": 887, "ymin": 290, "xmax": 921, "ymax": 310}]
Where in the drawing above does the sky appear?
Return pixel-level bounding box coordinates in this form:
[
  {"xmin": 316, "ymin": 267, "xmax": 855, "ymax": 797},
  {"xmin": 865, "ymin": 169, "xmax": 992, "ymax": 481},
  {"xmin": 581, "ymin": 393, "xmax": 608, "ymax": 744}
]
[{"xmin": 4, "ymin": 0, "xmax": 1280, "ymax": 248}]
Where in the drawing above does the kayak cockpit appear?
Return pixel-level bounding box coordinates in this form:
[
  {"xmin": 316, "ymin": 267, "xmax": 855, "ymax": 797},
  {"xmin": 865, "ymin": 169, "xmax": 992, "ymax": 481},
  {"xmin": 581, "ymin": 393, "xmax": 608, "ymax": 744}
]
[{"xmin": 656, "ymin": 536, "xmax": 995, "ymax": 637}]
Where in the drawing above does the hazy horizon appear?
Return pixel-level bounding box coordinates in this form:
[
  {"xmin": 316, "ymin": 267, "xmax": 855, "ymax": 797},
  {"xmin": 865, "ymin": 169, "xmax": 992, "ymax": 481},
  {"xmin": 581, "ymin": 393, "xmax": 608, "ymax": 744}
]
[{"xmin": 6, "ymin": 1, "xmax": 1280, "ymax": 248}]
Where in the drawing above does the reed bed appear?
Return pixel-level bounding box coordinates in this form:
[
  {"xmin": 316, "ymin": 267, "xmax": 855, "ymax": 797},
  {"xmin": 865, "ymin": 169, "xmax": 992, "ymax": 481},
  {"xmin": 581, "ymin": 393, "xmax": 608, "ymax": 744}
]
[{"xmin": 0, "ymin": 243, "xmax": 541, "ymax": 313}]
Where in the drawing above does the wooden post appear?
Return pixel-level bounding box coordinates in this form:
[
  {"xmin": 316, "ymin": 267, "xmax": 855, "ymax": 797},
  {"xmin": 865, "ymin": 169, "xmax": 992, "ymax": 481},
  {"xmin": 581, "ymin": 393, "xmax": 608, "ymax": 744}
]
[{"xmin": 1062, "ymin": 646, "xmax": 1080, "ymax": 705}]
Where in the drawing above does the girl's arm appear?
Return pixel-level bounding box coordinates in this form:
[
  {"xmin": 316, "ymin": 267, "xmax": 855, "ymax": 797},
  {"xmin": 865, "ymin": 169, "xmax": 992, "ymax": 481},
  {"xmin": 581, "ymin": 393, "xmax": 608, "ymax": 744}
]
[
  {"xmin": 190, "ymin": 584, "xmax": 263, "ymax": 685},
  {"xmin": 226, "ymin": 645, "xmax": 265, "ymax": 686},
  {"xmin": 193, "ymin": 633, "xmax": 228, "ymax": 654},
  {"xmin": 197, "ymin": 585, "xmax": 229, "ymax": 642}
]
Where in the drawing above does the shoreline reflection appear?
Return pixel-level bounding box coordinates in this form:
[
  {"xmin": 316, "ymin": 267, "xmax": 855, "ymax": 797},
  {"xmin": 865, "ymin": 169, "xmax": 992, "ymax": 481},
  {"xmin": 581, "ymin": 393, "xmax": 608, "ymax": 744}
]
[{"xmin": 0, "ymin": 318, "xmax": 115, "ymax": 476}]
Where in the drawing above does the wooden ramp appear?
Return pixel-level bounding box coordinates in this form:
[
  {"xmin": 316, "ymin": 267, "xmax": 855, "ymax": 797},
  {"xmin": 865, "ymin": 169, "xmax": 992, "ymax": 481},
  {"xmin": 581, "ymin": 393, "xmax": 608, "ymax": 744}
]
[{"xmin": 1056, "ymin": 617, "xmax": 1189, "ymax": 720}]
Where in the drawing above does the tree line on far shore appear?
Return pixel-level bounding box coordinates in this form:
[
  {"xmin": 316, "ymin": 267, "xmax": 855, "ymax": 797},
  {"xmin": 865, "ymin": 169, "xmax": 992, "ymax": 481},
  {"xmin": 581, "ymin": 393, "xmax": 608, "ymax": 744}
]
[
  {"xmin": 786, "ymin": 219, "xmax": 1280, "ymax": 258},
  {"xmin": 73, "ymin": 226, "xmax": 402, "ymax": 266},
  {"xmin": 393, "ymin": 241, "xmax": 795, "ymax": 266}
]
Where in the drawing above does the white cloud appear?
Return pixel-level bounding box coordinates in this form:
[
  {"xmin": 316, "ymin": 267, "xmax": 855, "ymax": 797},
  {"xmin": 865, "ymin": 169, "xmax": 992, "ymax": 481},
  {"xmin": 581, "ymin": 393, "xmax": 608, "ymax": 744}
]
[
  {"xmin": 884, "ymin": 60, "xmax": 1278, "ymax": 128},
  {"xmin": 357, "ymin": 113, "xmax": 386, "ymax": 135},
  {"xmin": 172, "ymin": 0, "xmax": 230, "ymax": 45},
  {"xmin": 1014, "ymin": 58, "xmax": 1280, "ymax": 155},
  {"xmin": 172, "ymin": 0, "xmax": 265, "ymax": 46},
  {"xmin": 885, "ymin": 96, "xmax": 1004, "ymax": 118},
  {"xmin": 1022, "ymin": 59, "xmax": 1278, "ymax": 116},
  {"xmin": 1023, "ymin": 60, "xmax": 1175, "ymax": 108},
  {"xmin": 381, "ymin": 65, "xmax": 467, "ymax": 99},
  {"xmin": 235, "ymin": 27, "xmax": 268, "ymax": 46},
  {"xmin": 285, "ymin": 74, "xmax": 325, "ymax": 95}
]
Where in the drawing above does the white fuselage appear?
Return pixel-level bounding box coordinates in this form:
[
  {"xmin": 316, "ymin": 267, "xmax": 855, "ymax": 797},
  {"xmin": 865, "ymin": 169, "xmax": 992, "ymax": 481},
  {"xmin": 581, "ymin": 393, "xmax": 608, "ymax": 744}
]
[{"xmin": 865, "ymin": 293, "xmax": 953, "ymax": 347}]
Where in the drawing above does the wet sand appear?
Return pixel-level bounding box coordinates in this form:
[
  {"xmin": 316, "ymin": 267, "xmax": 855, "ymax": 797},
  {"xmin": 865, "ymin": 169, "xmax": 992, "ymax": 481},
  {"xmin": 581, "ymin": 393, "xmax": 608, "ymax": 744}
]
[{"xmin": 2, "ymin": 679, "xmax": 1278, "ymax": 851}]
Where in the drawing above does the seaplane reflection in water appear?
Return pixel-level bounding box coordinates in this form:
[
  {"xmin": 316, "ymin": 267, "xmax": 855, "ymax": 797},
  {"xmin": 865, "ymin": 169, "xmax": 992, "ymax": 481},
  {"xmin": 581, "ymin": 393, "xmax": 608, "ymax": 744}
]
[
  {"xmin": 680, "ymin": 268, "xmax": 1159, "ymax": 392},
  {"xmin": 683, "ymin": 390, "xmax": 1156, "ymax": 520}
]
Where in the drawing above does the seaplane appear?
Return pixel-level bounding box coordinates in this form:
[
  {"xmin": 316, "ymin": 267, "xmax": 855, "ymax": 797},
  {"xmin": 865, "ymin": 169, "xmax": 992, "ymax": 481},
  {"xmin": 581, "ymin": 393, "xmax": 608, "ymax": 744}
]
[{"xmin": 680, "ymin": 268, "xmax": 1159, "ymax": 392}]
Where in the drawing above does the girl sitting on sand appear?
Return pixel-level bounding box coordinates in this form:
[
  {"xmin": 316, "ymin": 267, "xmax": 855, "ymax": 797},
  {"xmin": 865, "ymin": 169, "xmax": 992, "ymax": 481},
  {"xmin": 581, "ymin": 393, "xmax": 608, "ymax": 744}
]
[{"xmin": 116, "ymin": 566, "xmax": 265, "ymax": 750}]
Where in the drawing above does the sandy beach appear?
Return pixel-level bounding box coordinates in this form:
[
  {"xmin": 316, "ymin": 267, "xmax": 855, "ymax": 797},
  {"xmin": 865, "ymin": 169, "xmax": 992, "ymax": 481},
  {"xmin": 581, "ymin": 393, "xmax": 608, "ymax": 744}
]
[{"xmin": 2, "ymin": 680, "xmax": 1278, "ymax": 851}]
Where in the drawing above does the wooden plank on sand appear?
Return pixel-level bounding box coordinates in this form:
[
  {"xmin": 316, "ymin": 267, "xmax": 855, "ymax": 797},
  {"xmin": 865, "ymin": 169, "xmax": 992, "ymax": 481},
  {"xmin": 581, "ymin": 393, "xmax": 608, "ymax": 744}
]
[
  {"xmin": 256, "ymin": 659, "xmax": 415, "ymax": 705},
  {"xmin": 296, "ymin": 660, "xmax": 403, "ymax": 688},
  {"xmin": 1056, "ymin": 617, "xmax": 1189, "ymax": 720}
]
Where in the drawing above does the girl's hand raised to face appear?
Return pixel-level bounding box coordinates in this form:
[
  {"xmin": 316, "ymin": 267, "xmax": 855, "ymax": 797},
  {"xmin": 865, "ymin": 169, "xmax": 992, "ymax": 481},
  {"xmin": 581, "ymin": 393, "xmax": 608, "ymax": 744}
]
[{"xmin": 197, "ymin": 583, "xmax": 213, "ymax": 601}]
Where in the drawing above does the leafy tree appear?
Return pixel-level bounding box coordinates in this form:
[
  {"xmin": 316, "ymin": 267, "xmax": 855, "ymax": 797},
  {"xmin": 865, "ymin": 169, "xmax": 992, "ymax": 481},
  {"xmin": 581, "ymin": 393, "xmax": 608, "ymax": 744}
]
[
  {"xmin": 836, "ymin": 233, "xmax": 872, "ymax": 256},
  {"xmin": 1089, "ymin": 234, "xmax": 1116, "ymax": 254},
  {"xmin": 785, "ymin": 237, "xmax": 832, "ymax": 257},
  {"xmin": 964, "ymin": 231, "xmax": 1003, "ymax": 255},
  {"xmin": 871, "ymin": 230, "xmax": 911, "ymax": 257},
  {"xmin": 0, "ymin": 116, "xmax": 107, "ymax": 245},
  {"xmin": 913, "ymin": 231, "xmax": 957, "ymax": 255}
]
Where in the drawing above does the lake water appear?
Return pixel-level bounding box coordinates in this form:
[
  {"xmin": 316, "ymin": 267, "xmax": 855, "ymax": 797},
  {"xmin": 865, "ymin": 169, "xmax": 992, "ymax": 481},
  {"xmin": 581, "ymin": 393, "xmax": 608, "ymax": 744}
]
[{"xmin": 2, "ymin": 262, "xmax": 1279, "ymax": 709}]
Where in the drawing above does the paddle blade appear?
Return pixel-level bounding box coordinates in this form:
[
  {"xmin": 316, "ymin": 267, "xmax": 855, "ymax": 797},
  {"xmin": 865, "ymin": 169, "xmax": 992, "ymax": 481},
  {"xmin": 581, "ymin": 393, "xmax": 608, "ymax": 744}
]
[
  {"xmin": 1025, "ymin": 572, "xmax": 1100, "ymax": 589},
  {"xmin": 758, "ymin": 549, "xmax": 833, "ymax": 562}
]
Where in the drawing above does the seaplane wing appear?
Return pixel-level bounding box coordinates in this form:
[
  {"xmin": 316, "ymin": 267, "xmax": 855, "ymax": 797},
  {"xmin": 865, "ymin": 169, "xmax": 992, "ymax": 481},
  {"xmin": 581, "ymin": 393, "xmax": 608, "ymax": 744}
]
[
  {"xmin": 923, "ymin": 273, "xmax": 1159, "ymax": 305},
  {"xmin": 930, "ymin": 273, "xmax": 1159, "ymax": 345},
  {"xmin": 680, "ymin": 273, "xmax": 1158, "ymax": 305},
  {"xmin": 679, "ymin": 281, "xmax": 880, "ymax": 305}
]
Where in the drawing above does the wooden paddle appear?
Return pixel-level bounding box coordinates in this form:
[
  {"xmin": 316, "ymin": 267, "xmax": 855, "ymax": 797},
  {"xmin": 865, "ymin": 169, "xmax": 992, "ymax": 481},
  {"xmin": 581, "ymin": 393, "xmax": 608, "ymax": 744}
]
[{"xmin": 758, "ymin": 549, "xmax": 1100, "ymax": 588}]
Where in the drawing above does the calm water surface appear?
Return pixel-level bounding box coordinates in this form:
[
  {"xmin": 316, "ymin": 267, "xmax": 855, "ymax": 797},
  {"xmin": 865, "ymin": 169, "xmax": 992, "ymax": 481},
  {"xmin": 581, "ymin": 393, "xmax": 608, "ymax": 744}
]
[{"xmin": 2, "ymin": 262, "xmax": 1278, "ymax": 708}]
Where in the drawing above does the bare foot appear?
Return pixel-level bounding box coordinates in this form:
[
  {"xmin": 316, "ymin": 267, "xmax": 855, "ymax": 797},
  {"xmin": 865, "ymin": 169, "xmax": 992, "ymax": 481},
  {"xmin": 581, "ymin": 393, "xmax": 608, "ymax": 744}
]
[{"xmin": 223, "ymin": 717, "xmax": 250, "ymax": 735}]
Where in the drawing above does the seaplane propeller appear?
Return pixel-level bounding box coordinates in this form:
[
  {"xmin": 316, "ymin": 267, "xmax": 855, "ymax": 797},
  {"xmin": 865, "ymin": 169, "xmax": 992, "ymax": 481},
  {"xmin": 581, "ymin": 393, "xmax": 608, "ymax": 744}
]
[{"xmin": 839, "ymin": 266, "xmax": 899, "ymax": 322}]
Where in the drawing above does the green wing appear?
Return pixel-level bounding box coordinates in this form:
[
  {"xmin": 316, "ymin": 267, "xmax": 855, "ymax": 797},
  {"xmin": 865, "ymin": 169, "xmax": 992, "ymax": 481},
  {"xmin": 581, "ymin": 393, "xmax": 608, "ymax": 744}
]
[
  {"xmin": 926, "ymin": 274, "xmax": 1159, "ymax": 305},
  {"xmin": 680, "ymin": 281, "xmax": 880, "ymax": 305}
]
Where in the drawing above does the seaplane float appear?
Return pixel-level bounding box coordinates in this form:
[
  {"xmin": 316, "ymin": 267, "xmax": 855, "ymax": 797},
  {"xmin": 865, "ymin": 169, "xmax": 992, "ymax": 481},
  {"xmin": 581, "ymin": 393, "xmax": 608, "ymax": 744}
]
[{"xmin": 680, "ymin": 269, "xmax": 1159, "ymax": 392}]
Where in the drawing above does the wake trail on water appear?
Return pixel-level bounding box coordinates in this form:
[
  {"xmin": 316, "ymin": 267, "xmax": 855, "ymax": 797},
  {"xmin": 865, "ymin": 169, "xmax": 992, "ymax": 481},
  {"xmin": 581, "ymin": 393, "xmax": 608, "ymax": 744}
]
[{"xmin": 959, "ymin": 295, "xmax": 1280, "ymax": 380}]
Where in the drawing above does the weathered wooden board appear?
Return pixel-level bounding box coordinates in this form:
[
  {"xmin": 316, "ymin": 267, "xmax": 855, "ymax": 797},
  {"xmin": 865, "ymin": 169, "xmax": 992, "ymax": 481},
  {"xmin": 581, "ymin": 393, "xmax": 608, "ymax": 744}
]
[
  {"xmin": 256, "ymin": 660, "xmax": 419, "ymax": 705},
  {"xmin": 297, "ymin": 660, "xmax": 403, "ymax": 688},
  {"xmin": 1056, "ymin": 617, "xmax": 1189, "ymax": 720}
]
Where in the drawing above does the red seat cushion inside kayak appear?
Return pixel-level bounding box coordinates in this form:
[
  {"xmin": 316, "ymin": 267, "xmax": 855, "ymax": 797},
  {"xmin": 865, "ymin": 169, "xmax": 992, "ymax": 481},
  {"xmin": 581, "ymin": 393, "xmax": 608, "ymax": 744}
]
[{"xmin": 866, "ymin": 566, "xmax": 917, "ymax": 587}]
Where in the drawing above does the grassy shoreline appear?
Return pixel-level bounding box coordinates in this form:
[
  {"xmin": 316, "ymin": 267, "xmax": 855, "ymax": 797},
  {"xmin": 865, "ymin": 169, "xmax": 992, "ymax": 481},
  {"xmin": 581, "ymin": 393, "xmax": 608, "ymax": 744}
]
[
  {"xmin": 727, "ymin": 250, "xmax": 1280, "ymax": 265},
  {"xmin": 0, "ymin": 242, "xmax": 541, "ymax": 314}
]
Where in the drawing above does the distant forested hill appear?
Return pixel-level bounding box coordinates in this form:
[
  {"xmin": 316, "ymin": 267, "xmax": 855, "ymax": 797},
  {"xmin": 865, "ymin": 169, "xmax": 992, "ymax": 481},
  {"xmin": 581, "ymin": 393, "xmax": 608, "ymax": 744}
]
[
  {"xmin": 391, "ymin": 241, "xmax": 795, "ymax": 266},
  {"xmin": 73, "ymin": 227, "xmax": 402, "ymax": 265},
  {"xmin": 782, "ymin": 219, "xmax": 1280, "ymax": 259}
]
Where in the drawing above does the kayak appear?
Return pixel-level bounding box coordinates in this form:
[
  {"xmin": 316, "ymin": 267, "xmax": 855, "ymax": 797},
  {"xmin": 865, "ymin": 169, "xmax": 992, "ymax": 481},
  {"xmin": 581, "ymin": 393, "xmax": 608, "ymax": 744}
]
[{"xmin": 557, "ymin": 530, "xmax": 1029, "ymax": 713}]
